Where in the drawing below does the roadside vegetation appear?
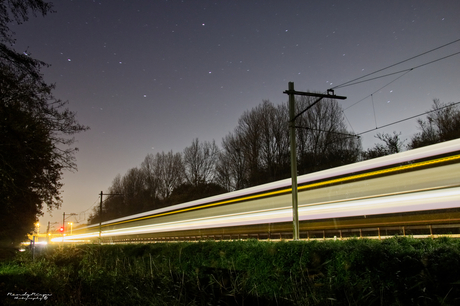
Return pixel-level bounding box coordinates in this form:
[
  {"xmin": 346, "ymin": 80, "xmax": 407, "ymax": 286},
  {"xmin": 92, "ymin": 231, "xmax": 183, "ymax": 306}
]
[{"xmin": 2, "ymin": 237, "xmax": 460, "ymax": 305}]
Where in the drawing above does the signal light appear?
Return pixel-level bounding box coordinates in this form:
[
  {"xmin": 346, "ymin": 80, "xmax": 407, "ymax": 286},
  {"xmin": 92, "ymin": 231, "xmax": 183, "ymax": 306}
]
[{"xmin": 59, "ymin": 227, "xmax": 64, "ymax": 233}]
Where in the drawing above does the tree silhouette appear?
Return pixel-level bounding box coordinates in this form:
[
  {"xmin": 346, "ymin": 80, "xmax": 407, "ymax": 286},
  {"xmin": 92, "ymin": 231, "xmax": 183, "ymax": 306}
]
[
  {"xmin": 0, "ymin": 1, "xmax": 88, "ymax": 246},
  {"xmin": 409, "ymin": 99, "xmax": 460, "ymax": 149}
]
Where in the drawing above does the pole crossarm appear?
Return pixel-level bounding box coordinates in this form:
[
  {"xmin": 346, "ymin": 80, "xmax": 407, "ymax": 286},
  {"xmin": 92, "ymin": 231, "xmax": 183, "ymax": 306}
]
[
  {"xmin": 283, "ymin": 89, "xmax": 347, "ymax": 122},
  {"xmin": 283, "ymin": 89, "xmax": 347, "ymax": 100}
]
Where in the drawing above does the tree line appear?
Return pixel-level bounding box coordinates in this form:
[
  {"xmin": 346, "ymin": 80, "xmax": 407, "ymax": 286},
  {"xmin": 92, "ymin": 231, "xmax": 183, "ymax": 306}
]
[
  {"xmin": 88, "ymin": 98, "xmax": 460, "ymax": 224},
  {"xmin": 362, "ymin": 99, "xmax": 460, "ymax": 158}
]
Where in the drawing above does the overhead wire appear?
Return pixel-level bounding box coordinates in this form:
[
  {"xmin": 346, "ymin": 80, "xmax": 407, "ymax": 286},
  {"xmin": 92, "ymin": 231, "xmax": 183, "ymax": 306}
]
[
  {"xmin": 336, "ymin": 51, "xmax": 460, "ymax": 89},
  {"xmin": 371, "ymin": 94, "xmax": 377, "ymax": 128},
  {"xmin": 343, "ymin": 70, "xmax": 412, "ymax": 111},
  {"xmin": 330, "ymin": 39, "xmax": 460, "ymax": 138},
  {"xmin": 356, "ymin": 101, "xmax": 460, "ymax": 137},
  {"xmin": 293, "ymin": 40, "xmax": 460, "ymax": 136},
  {"xmin": 71, "ymin": 197, "xmax": 101, "ymax": 223},
  {"xmin": 330, "ymin": 38, "xmax": 460, "ymax": 90}
]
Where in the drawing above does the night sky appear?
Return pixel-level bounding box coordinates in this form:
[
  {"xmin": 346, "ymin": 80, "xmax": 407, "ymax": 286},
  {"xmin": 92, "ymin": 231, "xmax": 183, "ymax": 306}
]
[{"xmin": 9, "ymin": 0, "xmax": 460, "ymax": 230}]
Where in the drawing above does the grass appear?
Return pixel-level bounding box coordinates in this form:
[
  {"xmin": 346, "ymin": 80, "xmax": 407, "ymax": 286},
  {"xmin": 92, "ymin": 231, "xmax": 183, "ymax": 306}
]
[{"xmin": 1, "ymin": 237, "xmax": 460, "ymax": 305}]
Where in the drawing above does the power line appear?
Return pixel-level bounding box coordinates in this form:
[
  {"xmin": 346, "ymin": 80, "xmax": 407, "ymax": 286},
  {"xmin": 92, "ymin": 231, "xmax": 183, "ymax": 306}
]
[
  {"xmin": 335, "ymin": 39, "xmax": 460, "ymax": 136},
  {"xmin": 356, "ymin": 101, "xmax": 460, "ymax": 137},
  {"xmin": 344, "ymin": 70, "xmax": 412, "ymax": 111},
  {"xmin": 330, "ymin": 38, "xmax": 460, "ymax": 90},
  {"xmin": 294, "ymin": 126, "xmax": 357, "ymax": 138},
  {"xmin": 336, "ymin": 50, "xmax": 460, "ymax": 89},
  {"xmin": 371, "ymin": 94, "xmax": 377, "ymax": 128},
  {"xmin": 69, "ymin": 197, "xmax": 101, "ymax": 223}
]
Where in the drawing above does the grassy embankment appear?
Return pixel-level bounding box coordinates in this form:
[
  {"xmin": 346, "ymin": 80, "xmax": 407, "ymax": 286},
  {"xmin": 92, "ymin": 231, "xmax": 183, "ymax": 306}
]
[{"xmin": 1, "ymin": 237, "xmax": 460, "ymax": 305}]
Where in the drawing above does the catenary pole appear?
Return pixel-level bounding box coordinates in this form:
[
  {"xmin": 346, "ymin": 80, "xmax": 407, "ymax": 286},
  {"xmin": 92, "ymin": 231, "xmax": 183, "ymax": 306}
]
[
  {"xmin": 62, "ymin": 212, "xmax": 65, "ymax": 242},
  {"xmin": 99, "ymin": 191, "xmax": 123, "ymax": 244},
  {"xmin": 284, "ymin": 82, "xmax": 346, "ymax": 240},
  {"xmin": 288, "ymin": 82, "xmax": 300, "ymax": 240},
  {"xmin": 99, "ymin": 191, "xmax": 103, "ymax": 242}
]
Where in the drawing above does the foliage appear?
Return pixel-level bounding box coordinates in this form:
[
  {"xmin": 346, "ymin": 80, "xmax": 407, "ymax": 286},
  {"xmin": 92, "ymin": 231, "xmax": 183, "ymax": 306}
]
[
  {"xmin": 361, "ymin": 131, "xmax": 405, "ymax": 160},
  {"xmin": 409, "ymin": 99, "xmax": 460, "ymax": 149},
  {"xmin": 166, "ymin": 182, "xmax": 227, "ymax": 206},
  {"xmin": 0, "ymin": 0, "xmax": 52, "ymax": 79},
  {"xmin": 360, "ymin": 99, "xmax": 460, "ymax": 161},
  {"xmin": 0, "ymin": 0, "xmax": 88, "ymax": 246},
  {"xmin": 183, "ymin": 138, "xmax": 219, "ymax": 186},
  {"xmin": 216, "ymin": 98, "xmax": 360, "ymax": 190},
  {"xmin": 2, "ymin": 237, "xmax": 460, "ymax": 305},
  {"xmin": 217, "ymin": 100, "xmax": 293, "ymax": 189},
  {"xmin": 88, "ymin": 150, "xmax": 185, "ymax": 224}
]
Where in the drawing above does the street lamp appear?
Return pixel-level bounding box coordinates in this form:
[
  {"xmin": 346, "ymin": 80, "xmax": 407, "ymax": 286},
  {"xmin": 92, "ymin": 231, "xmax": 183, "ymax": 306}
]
[
  {"xmin": 67, "ymin": 222, "xmax": 73, "ymax": 235},
  {"xmin": 62, "ymin": 212, "xmax": 77, "ymax": 242}
]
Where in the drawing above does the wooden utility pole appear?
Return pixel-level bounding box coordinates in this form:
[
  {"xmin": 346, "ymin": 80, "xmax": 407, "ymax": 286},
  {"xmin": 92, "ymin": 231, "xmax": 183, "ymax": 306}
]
[{"xmin": 284, "ymin": 82, "xmax": 346, "ymax": 240}]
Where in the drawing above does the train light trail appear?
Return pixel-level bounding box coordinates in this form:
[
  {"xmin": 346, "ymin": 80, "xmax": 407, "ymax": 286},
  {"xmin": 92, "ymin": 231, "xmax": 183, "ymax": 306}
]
[{"xmin": 61, "ymin": 139, "xmax": 460, "ymax": 243}]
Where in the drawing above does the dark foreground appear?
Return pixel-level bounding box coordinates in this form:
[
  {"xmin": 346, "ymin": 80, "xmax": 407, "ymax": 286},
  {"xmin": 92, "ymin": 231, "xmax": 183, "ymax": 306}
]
[{"xmin": 1, "ymin": 237, "xmax": 460, "ymax": 305}]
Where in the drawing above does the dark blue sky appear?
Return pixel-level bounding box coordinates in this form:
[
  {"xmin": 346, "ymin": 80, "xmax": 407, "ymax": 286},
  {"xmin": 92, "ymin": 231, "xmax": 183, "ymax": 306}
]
[{"xmin": 10, "ymin": 0, "xmax": 460, "ymax": 229}]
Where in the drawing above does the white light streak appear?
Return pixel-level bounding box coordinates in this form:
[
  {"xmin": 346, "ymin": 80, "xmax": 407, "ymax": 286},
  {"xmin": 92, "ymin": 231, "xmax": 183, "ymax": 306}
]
[{"xmin": 64, "ymin": 187, "xmax": 460, "ymax": 241}]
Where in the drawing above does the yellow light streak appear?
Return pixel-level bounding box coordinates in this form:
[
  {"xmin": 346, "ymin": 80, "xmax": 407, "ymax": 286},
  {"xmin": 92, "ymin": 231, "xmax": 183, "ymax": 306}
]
[
  {"xmin": 62, "ymin": 186, "xmax": 460, "ymax": 241},
  {"xmin": 94, "ymin": 153, "xmax": 460, "ymax": 229}
]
